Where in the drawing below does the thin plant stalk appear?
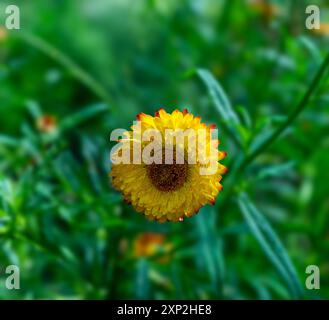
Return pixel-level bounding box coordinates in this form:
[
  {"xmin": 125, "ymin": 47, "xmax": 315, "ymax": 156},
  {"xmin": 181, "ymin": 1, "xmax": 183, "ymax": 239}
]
[
  {"xmin": 236, "ymin": 51, "xmax": 329, "ymax": 174},
  {"xmin": 15, "ymin": 32, "xmax": 113, "ymax": 107}
]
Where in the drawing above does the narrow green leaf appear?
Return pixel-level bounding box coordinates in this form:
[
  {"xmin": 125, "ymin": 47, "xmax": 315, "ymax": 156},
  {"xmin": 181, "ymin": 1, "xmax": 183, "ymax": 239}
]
[
  {"xmin": 81, "ymin": 136, "xmax": 102, "ymax": 193},
  {"xmin": 298, "ymin": 36, "xmax": 322, "ymax": 64},
  {"xmin": 195, "ymin": 207, "xmax": 225, "ymax": 294},
  {"xmin": 16, "ymin": 32, "xmax": 113, "ymax": 106},
  {"xmin": 25, "ymin": 100, "xmax": 42, "ymax": 120},
  {"xmin": 197, "ymin": 68, "xmax": 243, "ymax": 146},
  {"xmin": 135, "ymin": 258, "xmax": 149, "ymax": 299},
  {"xmin": 0, "ymin": 135, "xmax": 20, "ymax": 147},
  {"xmin": 60, "ymin": 103, "xmax": 109, "ymax": 131},
  {"xmin": 237, "ymin": 192, "xmax": 303, "ymax": 298},
  {"xmin": 256, "ymin": 161, "xmax": 296, "ymax": 180},
  {"xmin": 243, "ymin": 194, "xmax": 303, "ymax": 295},
  {"xmin": 248, "ymin": 125, "xmax": 276, "ymax": 154},
  {"xmin": 236, "ymin": 52, "xmax": 329, "ymax": 174}
]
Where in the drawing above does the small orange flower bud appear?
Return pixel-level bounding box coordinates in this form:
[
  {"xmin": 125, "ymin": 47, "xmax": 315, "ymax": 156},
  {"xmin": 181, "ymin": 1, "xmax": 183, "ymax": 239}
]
[{"xmin": 36, "ymin": 115, "xmax": 58, "ymax": 134}]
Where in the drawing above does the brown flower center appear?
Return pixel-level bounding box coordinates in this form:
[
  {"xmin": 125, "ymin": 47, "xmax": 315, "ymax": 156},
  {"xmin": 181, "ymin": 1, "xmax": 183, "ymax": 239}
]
[{"xmin": 146, "ymin": 148, "xmax": 188, "ymax": 192}]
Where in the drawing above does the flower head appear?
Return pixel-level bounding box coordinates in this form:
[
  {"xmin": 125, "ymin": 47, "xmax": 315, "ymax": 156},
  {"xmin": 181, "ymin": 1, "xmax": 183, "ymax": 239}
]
[
  {"xmin": 110, "ymin": 109, "xmax": 227, "ymax": 222},
  {"xmin": 36, "ymin": 114, "xmax": 58, "ymax": 134},
  {"xmin": 249, "ymin": 0, "xmax": 280, "ymax": 21},
  {"xmin": 133, "ymin": 233, "xmax": 171, "ymax": 259}
]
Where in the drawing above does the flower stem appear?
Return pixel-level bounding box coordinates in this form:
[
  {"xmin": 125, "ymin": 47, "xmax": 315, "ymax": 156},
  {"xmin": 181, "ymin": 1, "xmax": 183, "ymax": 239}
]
[
  {"xmin": 236, "ymin": 51, "xmax": 329, "ymax": 174},
  {"xmin": 219, "ymin": 52, "xmax": 329, "ymax": 210},
  {"xmin": 16, "ymin": 32, "xmax": 114, "ymax": 107}
]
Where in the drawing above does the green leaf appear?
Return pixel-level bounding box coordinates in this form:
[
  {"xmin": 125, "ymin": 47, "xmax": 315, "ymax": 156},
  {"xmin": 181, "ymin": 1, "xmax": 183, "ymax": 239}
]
[
  {"xmin": 0, "ymin": 179, "xmax": 14, "ymax": 207},
  {"xmin": 135, "ymin": 258, "xmax": 149, "ymax": 299},
  {"xmin": 81, "ymin": 136, "xmax": 103, "ymax": 193},
  {"xmin": 298, "ymin": 36, "xmax": 322, "ymax": 64},
  {"xmin": 25, "ymin": 100, "xmax": 42, "ymax": 120},
  {"xmin": 60, "ymin": 103, "xmax": 109, "ymax": 131},
  {"xmin": 0, "ymin": 135, "xmax": 20, "ymax": 147},
  {"xmin": 197, "ymin": 68, "xmax": 243, "ymax": 147},
  {"xmin": 256, "ymin": 161, "xmax": 296, "ymax": 180},
  {"xmin": 17, "ymin": 32, "xmax": 113, "ymax": 106},
  {"xmin": 195, "ymin": 207, "xmax": 225, "ymax": 295},
  {"xmin": 237, "ymin": 192, "xmax": 303, "ymax": 299},
  {"xmin": 235, "ymin": 52, "xmax": 329, "ymax": 174}
]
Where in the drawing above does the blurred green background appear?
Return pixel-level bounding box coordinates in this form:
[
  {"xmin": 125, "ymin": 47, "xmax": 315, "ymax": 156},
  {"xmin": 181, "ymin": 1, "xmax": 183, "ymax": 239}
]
[{"xmin": 0, "ymin": 0, "xmax": 328, "ymax": 299}]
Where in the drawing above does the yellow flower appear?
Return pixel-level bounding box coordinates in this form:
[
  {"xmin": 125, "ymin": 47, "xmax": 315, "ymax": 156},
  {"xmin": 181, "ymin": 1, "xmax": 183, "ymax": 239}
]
[
  {"xmin": 133, "ymin": 233, "xmax": 172, "ymax": 260},
  {"xmin": 110, "ymin": 109, "xmax": 227, "ymax": 222},
  {"xmin": 249, "ymin": 0, "xmax": 280, "ymax": 20},
  {"xmin": 311, "ymin": 23, "xmax": 329, "ymax": 36},
  {"xmin": 36, "ymin": 115, "xmax": 58, "ymax": 134}
]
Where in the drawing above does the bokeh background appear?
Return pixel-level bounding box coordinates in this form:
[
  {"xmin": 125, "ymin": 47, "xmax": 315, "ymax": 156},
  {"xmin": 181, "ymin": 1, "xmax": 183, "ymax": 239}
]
[{"xmin": 0, "ymin": 0, "xmax": 328, "ymax": 299}]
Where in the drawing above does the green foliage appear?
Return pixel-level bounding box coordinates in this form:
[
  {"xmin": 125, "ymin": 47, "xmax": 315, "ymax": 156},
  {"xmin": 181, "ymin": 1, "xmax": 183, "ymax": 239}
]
[
  {"xmin": 0, "ymin": 0, "xmax": 329, "ymax": 300},
  {"xmin": 197, "ymin": 68, "xmax": 244, "ymax": 148},
  {"xmin": 237, "ymin": 193, "xmax": 303, "ymax": 299}
]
